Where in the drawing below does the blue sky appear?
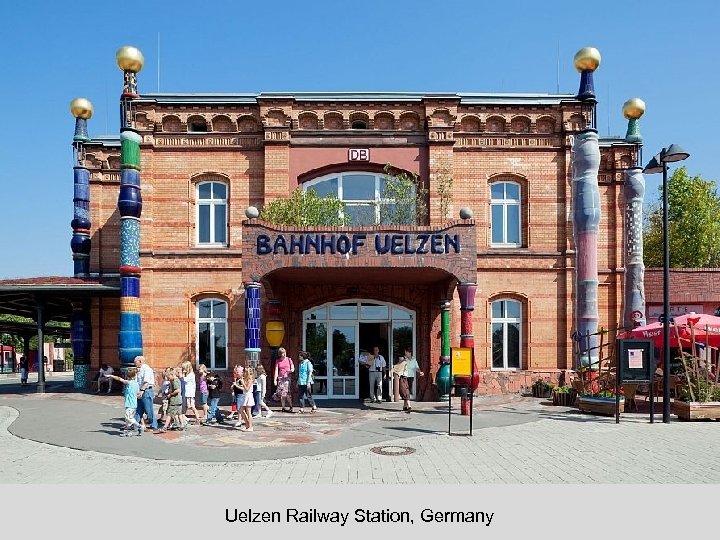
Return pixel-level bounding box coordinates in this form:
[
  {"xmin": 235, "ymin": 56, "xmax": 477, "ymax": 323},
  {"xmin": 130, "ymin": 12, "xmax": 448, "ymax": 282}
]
[{"xmin": 0, "ymin": 0, "xmax": 717, "ymax": 278}]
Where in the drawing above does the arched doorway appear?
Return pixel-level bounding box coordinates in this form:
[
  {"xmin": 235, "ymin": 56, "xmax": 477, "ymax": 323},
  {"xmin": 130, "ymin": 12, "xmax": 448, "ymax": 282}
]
[{"xmin": 302, "ymin": 299, "xmax": 415, "ymax": 400}]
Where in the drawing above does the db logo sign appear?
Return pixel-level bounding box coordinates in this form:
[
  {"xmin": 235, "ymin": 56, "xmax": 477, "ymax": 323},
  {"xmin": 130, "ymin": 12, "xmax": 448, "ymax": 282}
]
[{"xmin": 348, "ymin": 149, "xmax": 370, "ymax": 161}]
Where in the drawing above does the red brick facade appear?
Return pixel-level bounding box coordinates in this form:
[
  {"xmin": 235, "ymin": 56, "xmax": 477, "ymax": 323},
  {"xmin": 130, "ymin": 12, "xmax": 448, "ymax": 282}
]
[
  {"xmin": 644, "ymin": 268, "xmax": 720, "ymax": 321},
  {"xmin": 80, "ymin": 92, "xmax": 638, "ymax": 396}
]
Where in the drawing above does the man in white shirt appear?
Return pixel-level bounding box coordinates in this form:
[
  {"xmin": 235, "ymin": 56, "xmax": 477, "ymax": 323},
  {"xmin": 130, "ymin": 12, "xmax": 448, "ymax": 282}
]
[
  {"xmin": 96, "ymin": 363, "xmax": 114, "ymax": 393},
  {"xmin": 133, "ymin": 355, "xmax": 158, "ymax": 430},
  {"xmin": 369, "ymin": 346, "xmax": 387, "ymax": 403}
]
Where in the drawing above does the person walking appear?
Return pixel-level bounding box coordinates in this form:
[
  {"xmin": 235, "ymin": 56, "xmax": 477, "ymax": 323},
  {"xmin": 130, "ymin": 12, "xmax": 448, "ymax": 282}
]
[
  {"xmin": 198, "ymin": 364, "xmax": 209, "ymax": 422},
  {"xmin": 368, "ymin": 345, "xmax": 387, "ymax": 403},
  {"xmin": 297, "ymin": 351, "xmax": 317, "ymax": 414},
  {"xmin": 156, "ymin": 368, "xmax": 182, "ymax": 433},
  {"xmin": 156, "ymin": 368, "xmax": 172, "ymax": 425},
  {"xmin": 202, "ymin": 370, "xmax": 226, "ymax": 425},
  {"xmin": 255, "ymin": 365, "xmax": 273, "ymax": 418},
  {"xmin": 133, "ymin": 355, "xmax": 158, "ymax": 431},
  {"xmin": 181, "ymin": 361, "xmax": 199, "ymax": 425},
  {"xmin": 393, "ymin": 347, "xmax": 424, "ymax": 413},
  {"xmin": 236, "ymin": 367, "xmax": 256, "ymax": 432},
  {"xmin": 230, "ymin": 364, "xmax": 244, "ymax": 421},
  {"xmin": 273, "ymin": 347, "xmax": 295, "ymax": 413},
  {"xmin": 106, "ymin": 367, "xmax": 143, "ymax": 436}
]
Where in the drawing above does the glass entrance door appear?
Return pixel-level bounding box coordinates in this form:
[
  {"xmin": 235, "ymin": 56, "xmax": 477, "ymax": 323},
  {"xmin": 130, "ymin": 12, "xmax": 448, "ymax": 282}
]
[
  {"xmin": 303, "ymin": 300, "xmax": 415, "ymax": 400},
  {"xmin": 329, "ymin": 324, "xmax": 357, "ymax": 398}
]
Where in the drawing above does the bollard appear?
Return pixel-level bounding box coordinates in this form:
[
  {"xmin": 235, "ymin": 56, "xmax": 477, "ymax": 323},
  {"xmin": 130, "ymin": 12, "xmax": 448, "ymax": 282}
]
[{"xmin": 460, "ymin": 397, "xmax": 471, "ymax": 415}]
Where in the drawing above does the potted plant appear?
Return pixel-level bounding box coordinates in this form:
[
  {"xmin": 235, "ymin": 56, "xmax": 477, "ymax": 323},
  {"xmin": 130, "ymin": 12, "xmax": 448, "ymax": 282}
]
[
  {"xmin": 672, "ymin": 358, "xmax": 720, "ymax": 420},
  {"xmin": 577, "ymin": 387, "xmax": 625, "ymax": 416},
  {"xmin": 531, "ymin": 378, "xmax": 555, "ymax": 398},
  {"xmin": 551, "ymin": 384, "xmax": 578, "ymax": 406}
]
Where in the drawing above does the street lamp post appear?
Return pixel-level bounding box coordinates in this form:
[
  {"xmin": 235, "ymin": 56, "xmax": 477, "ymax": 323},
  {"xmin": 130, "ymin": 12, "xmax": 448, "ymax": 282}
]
[{"xmin": 643, "ymin": 144, "xmax": 690, "ymax": 423}]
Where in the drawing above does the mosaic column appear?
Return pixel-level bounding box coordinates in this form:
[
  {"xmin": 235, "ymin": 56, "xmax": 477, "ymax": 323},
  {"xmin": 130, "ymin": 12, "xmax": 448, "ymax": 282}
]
[
  {"xmin": 244, "ymin": 282, "xmax": 262, "ymax": 356},
  {"xmin": 435, "ymin": 300, "xmax": 452, "ymax": 400},
  {"xmin": 572, "ymin": 47, "xmax": 601, "ymax": 373},
  {"xmin": 458, "ymin": 283, "xmax": 479, "ymax": 393},
  {"xmin": 71, "ymin": 302, "xmax": 92, "ymax": 389},
  {"xmin": 69, "ymin": 98, "xmax": 94, "ymax": 388},
  {"xmin": 622, "ymin": 99, "xmax": 647, "ymax": 329},
  {"xmin": 116, "ymin": 46, "xmax": 145, "ymax": 370},
  {"xmin": 572, "ymin": 129, "xmax": 601, "ymax": 371}
]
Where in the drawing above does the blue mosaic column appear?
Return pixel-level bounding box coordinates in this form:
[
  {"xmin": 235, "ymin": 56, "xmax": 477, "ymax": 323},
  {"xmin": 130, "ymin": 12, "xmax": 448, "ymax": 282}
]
[
  {"xmin": 71, "ymin": 302, "xmax": 92, "ymax": 389},
  {"xmin": 116, "ymin": 46, "xmax": 145, "ymax": 370},
  {"xmin": 71, "ymin": 166, "xmax": 92, "ymax": 276},
  {"xmin": 69, "ymin": 98, "xmax": 94, "ymax": 388},
  {"xmin": 244, "ymin": 282, "xmax": 262, "ymax": 354}
]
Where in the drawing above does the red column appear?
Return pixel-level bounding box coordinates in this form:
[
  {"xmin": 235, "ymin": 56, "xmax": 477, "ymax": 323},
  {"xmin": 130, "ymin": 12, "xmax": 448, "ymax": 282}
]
[{"xmin": 458, "ymin": 283, "xmax": 478, "ymax": 415}]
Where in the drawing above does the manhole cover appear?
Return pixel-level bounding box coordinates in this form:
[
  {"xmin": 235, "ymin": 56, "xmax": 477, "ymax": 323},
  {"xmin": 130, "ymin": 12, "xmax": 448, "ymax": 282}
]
[
  {"xmin": 378, "ymin": 416, "xmax": 409, "ymax": 422},
  {"xmin": 370, "ymin": 445, "xmax": 416, "ymax": 456}
]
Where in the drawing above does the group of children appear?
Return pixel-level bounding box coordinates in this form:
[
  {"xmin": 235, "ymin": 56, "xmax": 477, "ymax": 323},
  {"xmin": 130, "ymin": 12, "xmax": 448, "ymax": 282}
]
[{"xmin": 110, "ymin": 361, "xmax": 279, "ymax": 436}]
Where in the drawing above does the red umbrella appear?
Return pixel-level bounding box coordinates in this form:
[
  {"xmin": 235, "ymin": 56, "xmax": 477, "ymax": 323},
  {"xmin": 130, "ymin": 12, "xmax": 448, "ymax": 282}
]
[{"xmin": 622, "ymin": 313, "xmax": 720, "ymax": 348}]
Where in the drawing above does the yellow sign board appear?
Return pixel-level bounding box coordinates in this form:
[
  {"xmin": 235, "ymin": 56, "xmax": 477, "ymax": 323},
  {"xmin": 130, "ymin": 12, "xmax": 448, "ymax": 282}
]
[{"xmin": 451, "ymin": 347, "xmax": 473, "ymax": 376}]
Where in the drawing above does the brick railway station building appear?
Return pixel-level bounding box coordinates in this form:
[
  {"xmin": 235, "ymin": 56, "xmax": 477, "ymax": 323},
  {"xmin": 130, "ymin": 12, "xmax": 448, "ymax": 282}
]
[
  {"xmin": 2, "ymin": 47, "xmax": 663, "ymax": 400},
  {"xmin": 65, "ymin": 79, "xmax": 643, "ymax": 401}
]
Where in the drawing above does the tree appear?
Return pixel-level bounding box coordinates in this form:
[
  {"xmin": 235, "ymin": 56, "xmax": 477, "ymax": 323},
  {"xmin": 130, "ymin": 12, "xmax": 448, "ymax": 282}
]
[
  {"xmin": 643, "ymin": 167, "xmax": 720, "ymax": 267},
  {"xmin": 261, "ymin": 188, "xmax": 348, "ymax": 226},
  {"xmin": 381, "ymin": 164, "xmax": 429, "ymax": 225}
]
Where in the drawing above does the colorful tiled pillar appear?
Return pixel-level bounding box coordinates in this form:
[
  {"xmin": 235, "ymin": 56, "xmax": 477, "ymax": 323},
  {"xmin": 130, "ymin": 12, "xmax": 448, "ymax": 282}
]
[
  {"xmin": 435, "ymin": 300, "xmax": 452, "ymax": 401},
  {"xmin": 69, "ymin": 98, "xmax": 94, "ymax": 388},
  {"xmin": 457, "ymin": 283, "xmax": 478, "ymax": 413},
  {"xmin": 572, "ymin": 47, "xmax": 601, "ymax": 376},
  {"xmin": 622, "ymin": 99, "xmax": 647, "ymax": 329},
  {"xmin": 71, "ymin": 302, "xmax": 92, "ymax": 389},
  {"xmin": 244, "ymin": 282, "xmax": 262, "ymax": 356},
  {"xmin": 116, "ymin": 46, "xmax": 145, "ymax": 370},
  {"xmin": 572, "ymin": 129, "xmax": 601, "ymax": 373}
]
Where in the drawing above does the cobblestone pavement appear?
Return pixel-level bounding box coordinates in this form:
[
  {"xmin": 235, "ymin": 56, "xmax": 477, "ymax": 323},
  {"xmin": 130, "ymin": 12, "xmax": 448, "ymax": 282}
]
[{"xmin": 2, "ymin": 379, "xmax": 720, "ymax": 484}]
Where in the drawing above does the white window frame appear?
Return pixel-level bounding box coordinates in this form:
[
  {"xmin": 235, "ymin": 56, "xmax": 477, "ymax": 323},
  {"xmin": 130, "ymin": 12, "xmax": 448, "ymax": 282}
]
[
  {"xmin": 303, "ymin": 171, "xmax": 415, "ymax": 226},
  {"xmin": 490, "ymin": 181, "xmax": 521, "ymax": 247},
  {"xmin": 491, "ymin": 299, "xmax": 522, "ymax": 370},
  {"xmin": 196, "ymin": 180, "xmax": 228, "ymax": 247},
  {"xmin": 196, "ymin": 298, "xmax": 228, "ymax": 370}
]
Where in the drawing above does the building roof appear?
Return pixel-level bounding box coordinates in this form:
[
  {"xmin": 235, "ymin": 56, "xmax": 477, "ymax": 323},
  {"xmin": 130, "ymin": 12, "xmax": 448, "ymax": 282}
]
[
  {"xmin": 0, "ymin": 277, "xmax": 120, "ymax": 323},
  {"xmin": 134, "ymin": 91, "xmax": 579, "ymax": 106}
]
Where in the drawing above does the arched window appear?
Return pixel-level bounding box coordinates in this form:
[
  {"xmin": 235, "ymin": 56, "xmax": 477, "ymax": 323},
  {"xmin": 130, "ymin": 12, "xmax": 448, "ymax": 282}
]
[
  {"xmin": 490, "ymin": 181, "xmax": 521, "ymax": 247},
  {"xmin": 197, "ymin": 299, "xmax": 228, "ymax": 370},
  {"xmin": 491, "ymin": 299, "xmax": 521, "ymax": 369},
  {"xmin": 304, "ymin": 171, "xmax": 418, "ymax": 226},
  {"xmin": 196, "ymin": 181, "xmax": 227, "ymax": 246},
  {"xmin": 188, "ymin": 116, "xmax": 208, "ymax": 133}
]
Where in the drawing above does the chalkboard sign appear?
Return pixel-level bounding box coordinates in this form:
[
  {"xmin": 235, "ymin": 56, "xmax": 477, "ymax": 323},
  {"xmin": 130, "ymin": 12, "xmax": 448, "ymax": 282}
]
[{"xmin": 617, "ymin": 339, "xmax": 653, "ymax": 383}]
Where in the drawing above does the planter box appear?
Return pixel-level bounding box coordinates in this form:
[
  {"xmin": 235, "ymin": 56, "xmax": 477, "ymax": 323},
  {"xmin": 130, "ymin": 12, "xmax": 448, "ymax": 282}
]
[
  {"xmin": 532, "ymin": 386, "xmax": 553, "ymax": 398},
  {"xmin": 577, "ymin": 396, "xmax": 625, "ymax": 416},
  {"xmin": 673, "ymin": 401, "xmax": 720, "ymax": 420},
  {"xmin": 552, "ymin": 390, "xmax": 578, "ymax": 407}
]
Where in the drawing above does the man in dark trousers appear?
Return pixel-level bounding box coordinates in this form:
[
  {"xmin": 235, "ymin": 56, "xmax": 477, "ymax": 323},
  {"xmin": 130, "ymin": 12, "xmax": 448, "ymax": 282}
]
[{"xmin": 19, "ymin": 356, "xmax": 28, "ymax": 385}]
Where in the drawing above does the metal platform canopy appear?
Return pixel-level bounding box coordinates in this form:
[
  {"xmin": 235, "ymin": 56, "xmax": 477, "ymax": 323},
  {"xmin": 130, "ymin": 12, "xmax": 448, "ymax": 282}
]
[{"xmin": 0, "ymin": 277, "xmax": 120, "ymax": 392}]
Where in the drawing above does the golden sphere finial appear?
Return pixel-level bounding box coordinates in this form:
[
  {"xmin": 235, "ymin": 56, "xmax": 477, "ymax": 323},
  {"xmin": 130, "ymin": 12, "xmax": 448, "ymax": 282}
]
[
  {"xmin": 574, "ymin": 47, "xmax": 601, "ymax": 72},
  {"xmin": 623, "ymin": 98, "xmax": 646, "ymax": 119},
  {"xmin": 70, "ymin": 97, "xmax": 94, "ymax": 119},
  {"xmin": 116, "ymin": 45, "xmax": 144, "ymax": 73}
]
